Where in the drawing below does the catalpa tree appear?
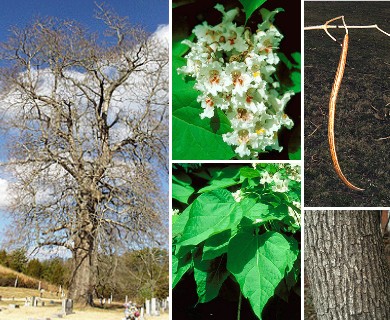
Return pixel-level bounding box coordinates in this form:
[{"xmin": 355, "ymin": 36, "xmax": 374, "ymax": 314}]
[{"xmin": 0, "ymin": 4, "xmax": 168, "ymax": 305}]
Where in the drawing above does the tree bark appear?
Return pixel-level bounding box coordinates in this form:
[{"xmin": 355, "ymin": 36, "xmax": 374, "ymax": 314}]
[
  {"xmin": 305, "ymin": 210, "xmax": 390, "ymax": 320},
  {"xmin": 69, "ymin": 232, "xmax": 95, "ymax": 305},
  {"xmin": 68, "ymin": 194, "xmax": 97, "ymax": 306}
]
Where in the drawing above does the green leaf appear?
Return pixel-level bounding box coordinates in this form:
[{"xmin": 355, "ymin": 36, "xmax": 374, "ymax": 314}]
[
  {"xmin": 290, "ymin": 71, "xmax": 301, "ymax": 93},
  {"xmin": 202, "ymin": 230, "xmax": 231, "ymax": 260},
  {"xmin": 173, "ymin": 107, "xmax": 235, "ymax": 160},
  {"xmin": 291, "ymin": 52, "xmax": 301, "ymax": 68},
  {"xmin": 178, "ymin": 189, "xmax": 243, "ymax": 247},
  {"xmin": 240, "ymin": 167, "xmax": 261, "ymax": 178},
  {"xmin": 194, "ymin": 253, "xmax": 229, "ymax": 303},
  {"xmin": 172, "ymin": 171, "xmax": 192, "ymax": 186},
  {"xmin": 172, "ymin": 182, "xmax": 195, "ymax": 204},
  {"xmin": 172, "ymin": 252, "xmax": 193, "ymax": 288},
  {"xmin": 172, "ymin": 0, "xmax": 195, "ymax": 9},
  {"xmin": 172, "ymin": 36, "xmax": 197, "ymax": 114},
  {"xmin": 278, "ymin": 52, "xmax": 301, "ymax": 94},
  {"xmin": 172, "ymin": 204, "xmax": 192, "ymax": 238},
  {"xmin": 241, "ymin": 201, "xmax": 270, "ymax": 223},
  {"xmin": 198, "ymin": 166, "xmax": 242, "ymax": 193},
  {"xmin": 239, "ymin": 0, "xmax": 267, "ymax": 22},
  {"xmin": 227, "ymin": 231, "xmax": 299, "ymax": 319}
]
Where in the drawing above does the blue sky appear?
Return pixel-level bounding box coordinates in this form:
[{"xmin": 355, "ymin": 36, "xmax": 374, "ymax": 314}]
[
  {"xmin": 0, "ymin": 0, "xmax": 168, "ymax": 42},
  {"xmin": 0, "ymin": 0, "xmax": 169, "ymax": 245}
]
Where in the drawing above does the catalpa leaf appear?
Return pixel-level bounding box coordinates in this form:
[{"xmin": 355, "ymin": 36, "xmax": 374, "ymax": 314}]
[
  {"xmin": 240, "ymin": 167, "xmax": 261, "ymax": 178},
  {"xmin": 172, "ymin": 182, "xmax": 194, "ymax": 204},
  {"xmin": 198, "ymin": 166, "xmax": 242, "ymax": 193},
  {"xmin": 194, "ymin": 253, "xmax": 229, "ymax": 303},
  {"xmin": 227, "ymin": 231, "xmax": 299, "ymax": 319},
  {"xmin": 172, "ymin": 203, "xmax": 192, "ymax": 238},
  {"xmin": 178, "ymin": 189, "xmax": 243, "ymax": 247},
  {"xmin": 172, "ymin": 252, "xmax": 193, "ymax": 288},
  {"xmin": 202, "ymin": 229, "xmax": 231, "ymax": 260},
  {"xmin": 239, "ymin": 0, "xmax": 267, "ymax": 23},
  {"xmin": 173, "ymin": 107, "xmax": 235, "ymax": 160}
]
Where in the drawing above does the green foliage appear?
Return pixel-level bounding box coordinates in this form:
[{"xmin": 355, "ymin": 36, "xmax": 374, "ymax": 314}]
[
  {"xmin": 173, "ymin": 164, "xmax": 301, "ymax": 319},
  {"xmin": 279, "ymin": 52, "xmax": 301, "ymax": 94},
  {"xmin": 239, "ymin": 0, "xmax": 268, "ymax": 22},
  {"xmin": 41, "ymin": 258, "xmax": 68, "ymax": 286},
  {"xmin": 7, "ymin": 248, "xmax": 28, "ymax": 273},
  {"xmin": 25, "ymin": 259, "xmax": 44, "ymax": 279}
]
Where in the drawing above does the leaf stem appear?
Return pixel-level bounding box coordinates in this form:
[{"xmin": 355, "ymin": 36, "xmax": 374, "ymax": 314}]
[{"xmin": 237, "ymin": 290, "xmax": 242, "ymax": 320}]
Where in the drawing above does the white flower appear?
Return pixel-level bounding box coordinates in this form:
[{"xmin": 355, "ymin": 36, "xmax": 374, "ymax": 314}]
[
  {"xmin": 232, "ymin": 189, "xmax": 243, "ymax": 202},
  {"xmin": 195, "ymin": 61, "xmax": 228, "ymax": 96},
  {"xmin": 220, "ymin": 25, "xmax": 248, "ymax": 52},
  {"xmin": 225, "ymin": 62, "xmax": 251, "ymax": 96},
  {"xmin": 176, "ymin": 5, "xmax": 296, "ymax": 158},
  {"xmin": 260, "ymin": 171, "xmax": 272, "ymax": 184},
  {"xmin": 271, "ymin": 172, "xmax": 289, "ymax": 192}
]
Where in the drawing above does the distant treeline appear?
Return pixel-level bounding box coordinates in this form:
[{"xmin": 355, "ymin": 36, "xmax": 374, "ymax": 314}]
[{"xmin": 0, "ymin": 247, "xmax": 168, "ymax": 302}]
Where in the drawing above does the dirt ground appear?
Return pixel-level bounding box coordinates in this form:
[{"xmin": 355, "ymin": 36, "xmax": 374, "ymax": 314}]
[
  {"xmin": 0, "ymin": 304, "xmax": 169, "ymax": 320},
  {"xmin": 304, "ymin": 2, "xmax": 390, "ymax": 206}
]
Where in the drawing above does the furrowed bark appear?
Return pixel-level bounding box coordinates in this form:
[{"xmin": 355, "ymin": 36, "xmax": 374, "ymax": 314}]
[{"xmin": 305, "ymin": 210, "xmax": 390, "ymax": 319}]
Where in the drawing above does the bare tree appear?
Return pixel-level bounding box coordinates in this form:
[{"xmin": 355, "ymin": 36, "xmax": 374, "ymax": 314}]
[{"xmin": 0, "ymin": 4, "xmax": 168, "ymax": 306}]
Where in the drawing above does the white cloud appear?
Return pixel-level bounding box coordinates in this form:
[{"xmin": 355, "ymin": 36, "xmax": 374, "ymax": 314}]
[
  {"xmin": 0, "ymin": 178, "xmax": 9, "ymax": 208},
  {"xmin": 153, "ymin": 24, "xmax": 169, "ymax": 42}
]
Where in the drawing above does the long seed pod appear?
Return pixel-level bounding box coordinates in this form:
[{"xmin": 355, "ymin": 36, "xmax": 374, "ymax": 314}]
[{"xmin": 328, "ymin": 33, "xmax": 364, "ymax": 191}]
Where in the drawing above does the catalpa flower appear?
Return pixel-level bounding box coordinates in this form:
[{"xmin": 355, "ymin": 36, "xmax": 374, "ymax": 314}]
[{"xmin": 178, "ymin": 4, "xmax": 295, "ymax": 158}]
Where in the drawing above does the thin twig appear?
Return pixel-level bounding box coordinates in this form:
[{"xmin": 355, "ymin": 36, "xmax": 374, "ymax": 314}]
[
  {"xmin": 376, "ymin": 136, "xmax": 390, "ymax": 141},
  {"xmin": 304, "ymin": 24, "xmax": 390, "ymax": 37},
  {"xmin": 308, "ymin": 121, "xmax": 320, "ymax": 137}
]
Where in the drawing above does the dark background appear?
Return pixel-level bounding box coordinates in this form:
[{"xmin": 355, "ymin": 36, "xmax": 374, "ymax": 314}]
[{"xmin": 304, "ymin": 1, "xmax": 390, "ymax": 206}]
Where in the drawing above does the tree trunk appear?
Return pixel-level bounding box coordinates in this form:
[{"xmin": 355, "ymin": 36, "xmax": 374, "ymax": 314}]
[
  {"xmin": 69, "ymin": 235, "xmax": 95, "ymax": 305},
  {"xmin": 305, "ymin": 210, "xmax": 390, "ymax": 320},
  {"xmin": 68, "ymin": 196, "xmax": 97, "ymax": 306}
]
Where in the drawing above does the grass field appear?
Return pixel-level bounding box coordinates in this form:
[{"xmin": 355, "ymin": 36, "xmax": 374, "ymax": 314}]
[
  {"xmin": 0, "ymin": 286, "xmax": 169, "ymax": 320},
  {"xmin": 0, "ymin": 265, "xmax": 58, "ymax": 292},
  {"xmin": 0, "ymin": 305, "xmax": 169, "ymax": 320}
]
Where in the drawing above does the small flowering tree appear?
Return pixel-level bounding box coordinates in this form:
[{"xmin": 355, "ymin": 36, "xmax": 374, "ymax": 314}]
[
  {"xmin": 173, "ymin": 0, "xmax": 300, "ymax": 159},
  {"xmin": 172, "ymin": 163, "xmax": 301, "ymax": 319}
]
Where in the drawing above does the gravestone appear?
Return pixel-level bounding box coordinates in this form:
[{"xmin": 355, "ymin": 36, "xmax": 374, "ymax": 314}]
[
  {"xmin": 145, "ymin": 299, "xmax": 150, "ymax": 316},
  {"xmin": 151, "ymin": 298, "xmax": 159, "ymax": 316},
  {"xmin": 62, "ymin": 299, "xmax": 73, "ymax": 315}
]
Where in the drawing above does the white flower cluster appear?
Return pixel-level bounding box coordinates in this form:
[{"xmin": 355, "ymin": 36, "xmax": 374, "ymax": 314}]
[
  {"xmin": 259, "ymin": 164, "xmax": 301, "ymax": 192},
  {"xmin": 172, "ymin": 208, "xmax": 180, "ymax": 215},
  {"xmin": 178, "ymin": 4, "xmax": 294, "ymax": 158}
]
